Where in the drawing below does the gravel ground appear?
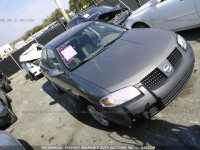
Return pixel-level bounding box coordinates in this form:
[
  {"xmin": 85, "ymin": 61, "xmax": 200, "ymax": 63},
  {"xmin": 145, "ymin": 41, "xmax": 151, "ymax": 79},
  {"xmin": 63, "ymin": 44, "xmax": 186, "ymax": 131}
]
[{"xmin": 4, "ymin": 27, "xmax": 200, "ymax": 150}]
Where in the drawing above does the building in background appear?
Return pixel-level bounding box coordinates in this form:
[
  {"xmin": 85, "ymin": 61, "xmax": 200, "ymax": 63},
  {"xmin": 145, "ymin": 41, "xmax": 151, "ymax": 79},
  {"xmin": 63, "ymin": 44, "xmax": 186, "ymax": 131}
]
[
  {"xmin": 0, "ymin": 44, "xmax": 14, "ymax": 59},
  {"xmin": 14, "ymin": 40, "xmax": 26, "ymax": 50}
]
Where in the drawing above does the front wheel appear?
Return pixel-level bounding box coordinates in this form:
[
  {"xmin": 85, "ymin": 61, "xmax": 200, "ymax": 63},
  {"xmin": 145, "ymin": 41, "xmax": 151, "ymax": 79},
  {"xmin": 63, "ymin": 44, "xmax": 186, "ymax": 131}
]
[
  {"xmin": 87, "ymin": 105, "xmax": 110, "ymax": 127},
  {"xmin": 4, "ymin": 82, "xmax": 12, "ymax": 93},
  {"xmin": 28, "ymin": 72, "xmax": 34, "ymax": 81}
]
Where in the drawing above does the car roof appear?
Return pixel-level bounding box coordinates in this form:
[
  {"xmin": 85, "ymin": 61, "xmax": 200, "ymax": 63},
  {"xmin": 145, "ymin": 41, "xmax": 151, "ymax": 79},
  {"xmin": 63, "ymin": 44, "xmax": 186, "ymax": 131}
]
[{"xmin": 46, "ymin": 21, "xmax": 93, "ymax": 48}]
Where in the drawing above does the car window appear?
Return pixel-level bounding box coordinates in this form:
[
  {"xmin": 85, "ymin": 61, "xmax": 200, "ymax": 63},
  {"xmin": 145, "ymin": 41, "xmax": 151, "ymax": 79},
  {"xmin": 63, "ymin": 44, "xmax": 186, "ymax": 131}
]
[
  {"xmin": 67, "ymin": 23, "xmax": 71, "ymax": 29},
  {"xmin": 88, "ymin": 12, "xmax": 101, "ymax": 20},
  {"xmin": 41, "ymin": 48, "xmax": 49, "ymax": 68},
  {"xmin": 76, "ymin": 19, "xmax": 85, "ymax": 24},
  {"xmin": 69, "ymin": 20, "xmax": 77, "ymax": 28},
  {"xmin": 56, "ymin": 22, "xmax": 125, "ymax": 71},
  {"xmin": 46, "ymin": 48, "xmax": 59, "ymax": 69}
]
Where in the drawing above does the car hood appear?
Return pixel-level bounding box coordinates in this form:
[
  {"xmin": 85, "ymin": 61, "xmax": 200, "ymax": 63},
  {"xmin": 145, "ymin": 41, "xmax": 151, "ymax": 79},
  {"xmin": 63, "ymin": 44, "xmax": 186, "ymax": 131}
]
[
  {"xmin": 72, "ymin": 29, "xmax": 177, "ymax": 92},
  {"xmin": 87, "ymin": 4, "xmax": 124, "ymax": 21},
  {"xmin": 98, "ymin": 8, "xmax": 122, "ymax": 20},
  {"xmin": 19, "ymin": 43, "xmax": 42, "ymax": 62}
]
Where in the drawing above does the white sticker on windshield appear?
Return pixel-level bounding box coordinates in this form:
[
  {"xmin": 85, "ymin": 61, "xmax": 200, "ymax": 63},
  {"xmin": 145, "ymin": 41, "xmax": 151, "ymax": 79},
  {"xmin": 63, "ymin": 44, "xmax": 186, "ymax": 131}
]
[{"xmin": 60, "ymin": 46, "xmax": 77, "ymax": 63}]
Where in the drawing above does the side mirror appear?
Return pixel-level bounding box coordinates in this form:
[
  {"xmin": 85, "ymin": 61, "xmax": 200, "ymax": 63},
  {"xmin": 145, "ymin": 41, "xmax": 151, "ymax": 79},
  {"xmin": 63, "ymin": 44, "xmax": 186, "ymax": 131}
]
[
  {"xmin": 151, "ymin": 0, "xmax": 161, "ymax": 6},
  {"xmin": 48, "ymin": 68, "xmax": 64, "ymax": 77},
  {"xmin": 52, "ymin": 62, "xmax": 60, "ymax": 69}
]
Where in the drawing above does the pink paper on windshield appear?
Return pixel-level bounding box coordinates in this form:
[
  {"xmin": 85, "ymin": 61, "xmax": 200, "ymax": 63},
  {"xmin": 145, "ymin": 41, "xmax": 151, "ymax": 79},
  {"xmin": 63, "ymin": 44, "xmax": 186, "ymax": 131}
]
[{"xmin": 61, "ymin": 46, "xmax": 77, "ymax": 61}]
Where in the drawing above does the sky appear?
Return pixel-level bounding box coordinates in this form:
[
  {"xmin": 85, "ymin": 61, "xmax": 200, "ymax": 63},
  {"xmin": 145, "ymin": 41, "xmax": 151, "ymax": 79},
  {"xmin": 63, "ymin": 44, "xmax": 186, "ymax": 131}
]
[{"xmin": 0, "ymin": 0, "xmax": 69, "ymax": 46}]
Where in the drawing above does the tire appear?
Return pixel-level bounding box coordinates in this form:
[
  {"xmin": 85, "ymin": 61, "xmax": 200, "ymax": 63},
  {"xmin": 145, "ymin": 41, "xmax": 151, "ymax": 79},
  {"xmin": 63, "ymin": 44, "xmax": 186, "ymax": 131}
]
[
  {"xmin": 133, "ymin": 23, "xmax": 149, "ymax": 28},
  {"xmin": 87, "ymin": 104, "xmax": 111, "ymax": 127},
  {"xmin": 4, "ymin": 104, "xmax": 17, "ymax": 125},
  {"xmin": 8, "ymin": 80, "xmax": 11, "ymax": 84},
  {"xmin": 28, "ymin": 72, "xmax": 34, "ymax": 81},
  {"xmin": 5, "ymin": 76, "xmax": 11, "ymax": 84},
  {"xmin": 7, "ymin": 79, "xmax": 11, "ymax": 84},
  {"xmin": 4, "ymin": 82, "xmax": 12, "ymax": 93}
]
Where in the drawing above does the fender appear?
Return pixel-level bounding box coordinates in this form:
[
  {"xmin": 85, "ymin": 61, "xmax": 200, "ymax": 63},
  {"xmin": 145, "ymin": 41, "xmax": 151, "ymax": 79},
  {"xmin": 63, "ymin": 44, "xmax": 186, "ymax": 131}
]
[{"xmin": 125, "ymin": 1, "xmax": 153, "ymax": 29}]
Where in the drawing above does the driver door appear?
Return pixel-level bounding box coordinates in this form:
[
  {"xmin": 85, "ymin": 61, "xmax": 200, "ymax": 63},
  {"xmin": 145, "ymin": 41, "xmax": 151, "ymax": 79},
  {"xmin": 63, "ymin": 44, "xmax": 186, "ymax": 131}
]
[
  {"xmin": 149, "ymin": 0, "xmax": 200, "ymax": 31},
  {"xmin": 45, "ymin": 48, "xmax": 72, "ymax": 93}
]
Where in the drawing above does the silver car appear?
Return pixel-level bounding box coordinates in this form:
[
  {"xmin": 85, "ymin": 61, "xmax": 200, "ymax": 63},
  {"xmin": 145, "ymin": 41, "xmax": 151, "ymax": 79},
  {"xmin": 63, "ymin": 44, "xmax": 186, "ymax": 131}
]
[{"xmin": 40, "ymin": 21, "xmax": 195, "ymax": 127}]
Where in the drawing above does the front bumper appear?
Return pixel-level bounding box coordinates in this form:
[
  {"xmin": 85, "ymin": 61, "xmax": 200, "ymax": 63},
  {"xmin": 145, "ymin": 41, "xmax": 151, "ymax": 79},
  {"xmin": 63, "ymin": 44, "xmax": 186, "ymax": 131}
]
[
  {"xmin": 22, "ymin": 63, "xmax": 41, "ymax": 77},
  {"xmin": 29, "ymin": 65, "xmax": 41, "ymax": 76},
  {"xmin": 101, "ymin": 43, "xmax": 195, "ymax": 126}
]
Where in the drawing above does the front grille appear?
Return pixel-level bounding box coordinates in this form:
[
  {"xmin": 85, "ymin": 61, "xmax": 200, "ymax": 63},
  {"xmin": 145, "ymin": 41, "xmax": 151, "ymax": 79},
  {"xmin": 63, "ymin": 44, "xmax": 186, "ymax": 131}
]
[
  {"xmin": 167, "ymin": 48, "xmax": 182, "ymax": 69},
  {"xmin": 143, "ymin": 63, "xmax": 194, "ymax": 119},
  {"xmin": 141, "ymin": 68, "xmax": 167, "ymax": 89},
  {"xmin": 141, "ymin": 48, "xmax": 182, "ymax": 89}
]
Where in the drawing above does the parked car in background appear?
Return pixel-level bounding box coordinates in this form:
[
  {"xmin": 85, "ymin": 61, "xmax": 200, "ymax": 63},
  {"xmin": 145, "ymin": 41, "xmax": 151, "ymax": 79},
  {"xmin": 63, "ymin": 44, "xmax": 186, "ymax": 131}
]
[
  {"xmin": 0, "ymin": 71, "xmax": 12, "ymax": 93},
  {"xmin": 67, "ymin": 4, "xmax": 131, "ymax": 29},
  {"xmin": 125, "ymin": 0, "xmax": 200, "ymax": 31},
  {"xmin": 19, "ymin": 43, "xmax": 43, "ymax": 81},
  {"xmin": 0, "ymin": 89, "xmax": 17, "ymax": 128},
  {"xmin": 0, "ymin": 131, "xmax": 25, "ymax": 150},
  {"xmin": 40, "ymin": 21, "xmax": 194, "ymax": 127}
]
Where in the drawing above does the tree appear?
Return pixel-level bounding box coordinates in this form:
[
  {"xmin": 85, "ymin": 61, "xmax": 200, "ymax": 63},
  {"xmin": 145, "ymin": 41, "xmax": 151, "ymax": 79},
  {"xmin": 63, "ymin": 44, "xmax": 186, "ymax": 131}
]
[
  {"xmin": 69, "ymin": 0, "xmax": 100, "ymax": 13},
  {"xmin": 20, "ymin": 8, "xmax": 71, "ymax": 41},
  {"xmin": 49, "ymin": 9, "xmax": 63, "ymax": 22}
]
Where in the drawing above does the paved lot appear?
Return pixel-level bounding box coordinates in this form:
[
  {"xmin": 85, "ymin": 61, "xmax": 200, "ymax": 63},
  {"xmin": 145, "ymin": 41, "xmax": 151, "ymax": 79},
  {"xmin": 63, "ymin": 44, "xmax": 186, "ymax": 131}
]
[{"xmin": 5, "ymin": 28, "xmax": 200, "ymax": 150}]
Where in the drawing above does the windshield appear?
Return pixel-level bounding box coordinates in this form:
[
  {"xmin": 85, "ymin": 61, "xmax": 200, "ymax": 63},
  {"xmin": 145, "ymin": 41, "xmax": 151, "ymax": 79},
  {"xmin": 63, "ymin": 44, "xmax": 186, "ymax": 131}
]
[{"xmin": 56, "ymin": 22, "xmax": 125, "ymax": 70}]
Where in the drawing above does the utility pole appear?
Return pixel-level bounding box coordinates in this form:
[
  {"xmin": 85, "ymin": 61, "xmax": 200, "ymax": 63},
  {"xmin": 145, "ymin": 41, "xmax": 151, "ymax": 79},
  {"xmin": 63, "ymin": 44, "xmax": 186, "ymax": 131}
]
[
  {"xmin": 57, "ymin": 15, "xmax": 67, "ymax": 31},
  {"xmin": 54, "ymin": 0, "xmax": 70, "ymax": 22}
]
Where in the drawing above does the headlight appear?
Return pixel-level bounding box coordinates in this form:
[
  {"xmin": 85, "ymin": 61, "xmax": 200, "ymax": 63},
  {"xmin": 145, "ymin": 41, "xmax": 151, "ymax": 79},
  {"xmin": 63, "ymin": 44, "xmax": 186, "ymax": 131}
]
[
  {"xmin": 177, "ymin": 34, "xmax": 187, "ymax": 51},
  {"xmin": 100, "ymin": 86, "xmax": 141, "ymax": 107}
]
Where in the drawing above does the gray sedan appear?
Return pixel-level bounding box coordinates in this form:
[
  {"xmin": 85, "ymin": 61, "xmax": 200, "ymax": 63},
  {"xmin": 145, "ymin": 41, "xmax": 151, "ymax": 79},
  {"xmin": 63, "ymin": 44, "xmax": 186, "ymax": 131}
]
[{"xmin": 40, "ymin": 21, "xmax": 195, "ymax": 127}]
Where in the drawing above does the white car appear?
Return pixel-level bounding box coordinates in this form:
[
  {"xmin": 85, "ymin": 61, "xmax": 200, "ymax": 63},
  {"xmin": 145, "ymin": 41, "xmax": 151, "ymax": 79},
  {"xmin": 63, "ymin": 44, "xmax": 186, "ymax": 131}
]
[
  {"xmin": 19, "ymin": 43, "xmax": 43, "ymax": 81},
  {"xmin": 125, "ymin": 0, "xmax": 200, "ymax": 31}
]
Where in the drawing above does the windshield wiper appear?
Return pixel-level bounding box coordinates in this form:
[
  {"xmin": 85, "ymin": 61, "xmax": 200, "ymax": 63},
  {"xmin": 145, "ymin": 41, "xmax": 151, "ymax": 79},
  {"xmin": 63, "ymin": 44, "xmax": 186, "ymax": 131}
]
[
  {"xmin": 71, "ymin": 31, "xmax": 126, "ymax": 71},
  {"xmin": 71, "ymin": 55, "xmax": 94, "ymax": 70},
  {"xmin": 93, "ymin": 31, "xmax": 125, "ymax": 57}
]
